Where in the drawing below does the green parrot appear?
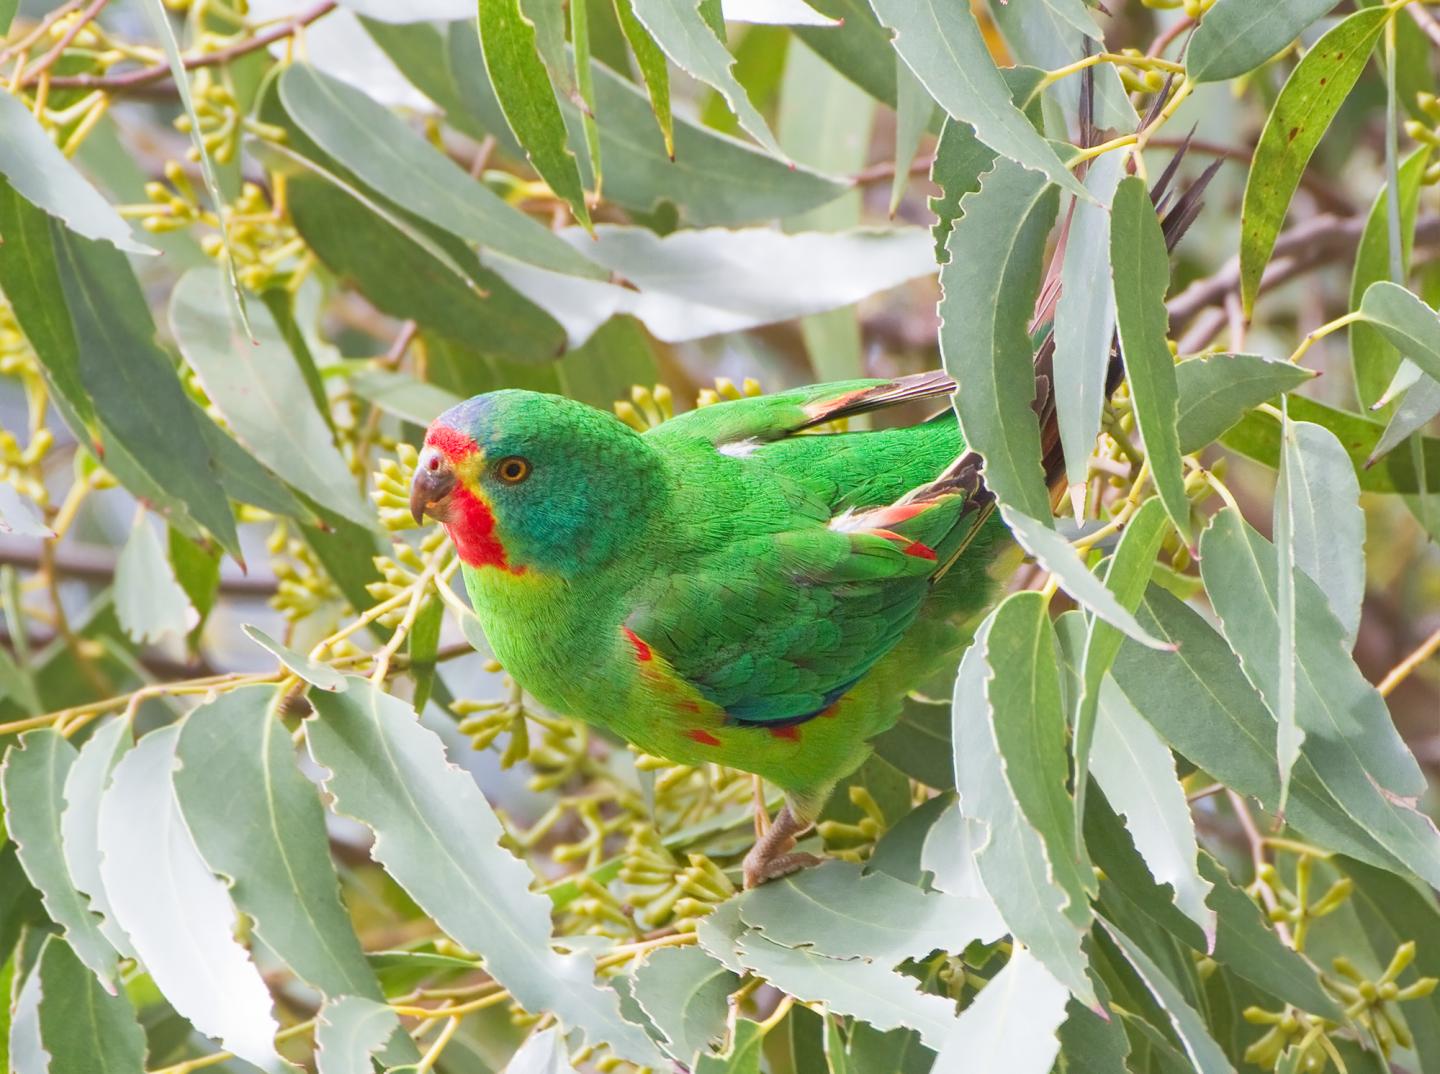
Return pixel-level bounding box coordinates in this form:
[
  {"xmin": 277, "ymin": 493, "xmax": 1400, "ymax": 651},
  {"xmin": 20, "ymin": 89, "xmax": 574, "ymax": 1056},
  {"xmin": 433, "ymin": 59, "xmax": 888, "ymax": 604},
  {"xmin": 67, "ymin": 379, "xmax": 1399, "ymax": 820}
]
[{"xmin": 410, "ymin": 370, "xmax": 1014, "ymax": 887}]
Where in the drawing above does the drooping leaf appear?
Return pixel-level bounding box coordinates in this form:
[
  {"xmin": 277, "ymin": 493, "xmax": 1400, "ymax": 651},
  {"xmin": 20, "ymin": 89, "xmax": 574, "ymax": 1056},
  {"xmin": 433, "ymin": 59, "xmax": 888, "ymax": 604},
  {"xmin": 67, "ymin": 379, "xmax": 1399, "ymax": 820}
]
[
  {"xmin": 794, "ymin": 0, "xmax": 897, "ymax": 104},
  {"xmin": 34, "ymin": 935, "xmax": 147, "ymax": 1074},
  {"xmin": 487, "ymin": 224, "xmax": 935, "ymax": 347},
  {"xmin": 695, "ymin": 1018, "xmax": 764, "ymax": 1074},
  {"xmin": 613, "ymin": 0, "xmax": 674, "ymax": 156},
  {"xmin": 1358, "ymin": 281, "xmax": 1440, "ymax": 396},
  {"xmin": 732, "ymin": 931, "xmax": 957, "ymax": 1048},
  {"xmin": 1055, "ymin": 152, "xmax": 1125, "ymax": 491},
  {"xmin": 1175, "ymin": 352, "xmax": 1317, "ymax": 453},
  {"xmin": 928, "ymin": 117, "xmax": 995, "ymax": 261},
  {"xmin": 930, "ymin": 946, "xmax": 1069, "ymax": 1073},
  {"xmin": 630, "ymin": 0, "xmax": 784, "ymax": 158},
  {"xmin": 173, "ymin": 689, "xmax": 390, "ymax": 1005},
  {"xmin": 0, "ymin": 89, "xmax": 152, "ymax": 256},
  {"xmin": 736, "ymin": 860, "xmax": 1004, "ymax": 963},
  {"xmin": 407, "ymin": 597, "xmax": 445, "ymax": 714},
  {"xmin": 477, "ymin": 0, "xmax": 593, "ymax": 228},
  {"xmin": 1070, "ymin": 497, "xmax": 1172, "ymax": 845},
  {"xmin": 0, "ymin": 485, "xmax": 50, "ymax": 540},
  {"xmin": 97, "ymin": 726, "xmax": 286, "ymax": 1073},
  {"xmin": 1284, "ymin": 421, "xmax": 1365, "ymax": 646},
  {"xmin": 0, "ymin": 731, "xmax": 118, "ymax": 990},
  {"xmin": 1188, "ymin": 0, "xmax": 1338, "ymax": 82},
  {"xmin": 889, "ymin": 59, "xmax": 934, "ymax": 216},
  {"xmin": 314, "ymin": 995, "xmax": 402, "ymax": 1074},
  {"xmin": 1112, "ymin": 175, "xmax": 1190, "ymax": 544},
  {"xmin": 306, "ymin": 679, "xmax": 662, "ymax": 1066},
  {"xmin": 871, "ymin": 697, "xmax": 953, "ymax": 791},
  {"xmin": 1001, "ymin": 505, "xmax": 1169, "ymax": 650},
  {"xmin": 1274, "ymin": 404, "xmax": 1302, "ymax": 816},
  {"xmin": 953, "ymin": 602, "xmax": 1095, "ymax": 1004},
  {"xmin": 870, "ymin": 0, "xmax": 1087, "ymax": 199},
  {"xmin": 1350, "ymin": 147, "xmax": 1431, "ymax": 410},
  {"xmin": 242, "ymin": 626, "xmax": 348, "ymax": 693},
  {"xmin": 938, "ymin": 159, "xmax": 1057, "ymax": 521},
  {"xmin": 1239, "ymin": 8, "xmax": 1391, "ymax": 315},
  {"xmin": 58, "ymin": 719, "xmax": 134, "ymax": 960},
  {"xmin": 348, "ymin": 367, "xmax": 464, "ymax": 426},
  {"xmin": 1091, "ymin": 679, "xmax": 1214, "ymax": 941},
  {"xmin": 279, "ymin": 63, "xmax": 608, "ymax": 281},
  {"xmin": 114, "ymin": 513, "xmax": 198, "ymax": 646},
  {"xmin": 504, "ymin": 1025, "xmax": 581, "ymax": 1072},
  {"xmin": 629, "ymin": 945, "xmax": 738, "ymax": 1064},
  {"xmin": 1102, "ymin": 921, "xmax": 1238, "ymax": 1074}
]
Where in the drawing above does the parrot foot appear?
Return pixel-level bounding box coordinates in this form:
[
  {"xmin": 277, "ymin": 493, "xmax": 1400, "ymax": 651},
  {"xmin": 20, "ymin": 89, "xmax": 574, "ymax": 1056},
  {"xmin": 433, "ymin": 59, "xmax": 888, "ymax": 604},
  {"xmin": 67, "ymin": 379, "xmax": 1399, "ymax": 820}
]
[{"xmin": 742, "ymin": 804, "xmax": 822, "ymax": 888}]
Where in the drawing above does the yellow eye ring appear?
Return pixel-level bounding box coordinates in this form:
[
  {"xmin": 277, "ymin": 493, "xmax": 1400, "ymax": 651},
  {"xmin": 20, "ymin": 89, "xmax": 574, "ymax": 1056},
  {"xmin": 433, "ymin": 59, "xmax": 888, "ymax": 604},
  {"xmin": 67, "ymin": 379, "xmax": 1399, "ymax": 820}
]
[{"xmin": 496, "ymin": 456, "xmax": 531, "ymax": 484}]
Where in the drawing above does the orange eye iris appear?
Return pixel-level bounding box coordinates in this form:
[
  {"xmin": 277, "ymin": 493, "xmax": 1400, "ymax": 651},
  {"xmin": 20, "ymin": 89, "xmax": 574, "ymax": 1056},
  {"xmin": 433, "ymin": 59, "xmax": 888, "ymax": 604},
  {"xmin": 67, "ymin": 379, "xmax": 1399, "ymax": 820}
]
[{"xmin": 496, "ymin": 456, "xmax": 531, "ymax": 484}]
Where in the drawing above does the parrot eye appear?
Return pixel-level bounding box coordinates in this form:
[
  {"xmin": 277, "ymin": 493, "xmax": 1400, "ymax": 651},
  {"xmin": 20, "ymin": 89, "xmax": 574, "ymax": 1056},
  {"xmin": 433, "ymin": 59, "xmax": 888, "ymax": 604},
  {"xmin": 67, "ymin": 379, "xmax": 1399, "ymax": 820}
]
[{"xmin": 495, "ymin": 456, "xmax": 531, "ymax": 484}]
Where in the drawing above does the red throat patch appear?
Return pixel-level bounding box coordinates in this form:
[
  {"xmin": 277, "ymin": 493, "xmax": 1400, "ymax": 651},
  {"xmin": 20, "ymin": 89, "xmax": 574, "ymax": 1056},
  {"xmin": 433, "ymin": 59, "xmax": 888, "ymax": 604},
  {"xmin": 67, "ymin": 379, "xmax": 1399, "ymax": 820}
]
[{"xmin": 445, "ymin": 486, "xmax": 522, "ymax": 574}]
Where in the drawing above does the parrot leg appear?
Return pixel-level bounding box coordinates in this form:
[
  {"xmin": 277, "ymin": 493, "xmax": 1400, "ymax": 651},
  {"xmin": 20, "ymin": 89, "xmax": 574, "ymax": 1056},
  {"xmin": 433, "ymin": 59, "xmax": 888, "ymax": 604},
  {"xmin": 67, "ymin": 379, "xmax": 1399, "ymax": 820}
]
[
  {"xmin": 752, "ymin": 776, "xmax": 770, "ymax": 839},
  {"xmin": 742, "ymin": 804, "xmax": 822, "ymax": 889}
]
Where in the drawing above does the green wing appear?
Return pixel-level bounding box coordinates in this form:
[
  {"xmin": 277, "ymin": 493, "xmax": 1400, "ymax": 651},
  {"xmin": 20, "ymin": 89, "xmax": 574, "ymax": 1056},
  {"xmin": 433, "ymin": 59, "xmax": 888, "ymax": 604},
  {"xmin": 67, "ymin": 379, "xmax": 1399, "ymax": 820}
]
[{"xmin": 630, "ymin": 373, "xmax": 983, "ymax": 725}]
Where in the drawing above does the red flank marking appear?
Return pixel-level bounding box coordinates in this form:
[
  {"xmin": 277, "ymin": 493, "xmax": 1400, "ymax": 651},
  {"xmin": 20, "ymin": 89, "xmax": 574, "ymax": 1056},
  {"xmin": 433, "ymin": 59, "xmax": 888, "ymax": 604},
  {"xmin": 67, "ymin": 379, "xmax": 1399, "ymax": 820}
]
[
  {"xmin": 622, "ymin": 626, "xmax": 653, "ymax": 662},
  {"xmin": 903, "ymin": 540, "xmax": 937, "ymax": 561},
  {"xmin": 687, "ymin": 729, "xmax": 722, "ymax": 747},
  {"xmin": 678, "ymin": 699, "xmax": 701, "ymax": 714},
  {"xmin": 819, "ymin": 704, "xmax": 839, "ymax": 719},
  {"xmin": 425, "ymin": 423, "xmax": 479, "ymax": 461},
  {"xmin": 769, "ymin": 725, "xmax": 801, "ymax": 742}
]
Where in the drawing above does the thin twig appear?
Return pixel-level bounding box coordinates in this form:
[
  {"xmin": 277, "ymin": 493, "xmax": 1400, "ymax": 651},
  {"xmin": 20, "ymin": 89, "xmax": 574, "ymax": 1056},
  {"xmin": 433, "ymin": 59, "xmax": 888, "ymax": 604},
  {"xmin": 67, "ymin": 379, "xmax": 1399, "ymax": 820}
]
[
  {"xmin": 18, "ymin": 0, "xmax": 109, "ymax": 86},
  {"xmin": 1409, "ymin": 3, "xmax": 1440, "ymax": 49},
  {"xmin": 46, "ymin": 0, "xmax": 336, "ymax": 91},
  {"xmin": 1378, "ymin": 625, "xmax": 1440, "ymax": 697}
]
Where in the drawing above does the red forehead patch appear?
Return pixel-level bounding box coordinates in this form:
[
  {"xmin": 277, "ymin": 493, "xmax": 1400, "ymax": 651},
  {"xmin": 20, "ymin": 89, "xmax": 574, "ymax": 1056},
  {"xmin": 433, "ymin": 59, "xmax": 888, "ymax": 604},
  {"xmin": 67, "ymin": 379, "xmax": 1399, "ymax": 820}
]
[{"xmin": 426, "ymin": 424, "xmax": 479, "ymax": 461}]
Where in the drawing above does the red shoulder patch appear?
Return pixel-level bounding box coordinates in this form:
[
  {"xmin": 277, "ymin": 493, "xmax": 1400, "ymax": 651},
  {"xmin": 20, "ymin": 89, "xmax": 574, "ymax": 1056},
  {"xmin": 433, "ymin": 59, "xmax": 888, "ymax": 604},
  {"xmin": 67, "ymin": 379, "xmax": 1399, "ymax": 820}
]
[
  {"xmin": 686, "ymin": 729, "xmax": 721, "ymax": 747},
  {"xmin": 622, "ymin": 626, "xmax": 653, "ymax": 662},
  {"xmin": 769, "ymin": 725, "xmax": 801, "ymax": 742}
]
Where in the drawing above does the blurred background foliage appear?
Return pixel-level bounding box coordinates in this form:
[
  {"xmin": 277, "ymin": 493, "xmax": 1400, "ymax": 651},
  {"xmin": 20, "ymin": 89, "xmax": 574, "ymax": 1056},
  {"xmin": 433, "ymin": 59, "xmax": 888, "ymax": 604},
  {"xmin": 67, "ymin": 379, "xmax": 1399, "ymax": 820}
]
[{"xmin": 2, "ymin": 0, "xmax": 1440, "ymax": 1072}]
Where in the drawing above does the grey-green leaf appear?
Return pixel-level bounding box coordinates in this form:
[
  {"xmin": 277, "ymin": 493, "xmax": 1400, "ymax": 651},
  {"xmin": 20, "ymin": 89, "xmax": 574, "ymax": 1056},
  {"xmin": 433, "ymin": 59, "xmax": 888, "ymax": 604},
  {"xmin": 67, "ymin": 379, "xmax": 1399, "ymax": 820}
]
[
  {"xmin": 35, "ymin": 935, "xmax": 147, "ymax": 1074},
  {"xmin": 1285, "ymin": 421, "xmax": 1365, "ymax": 646},
  {"xmin": 1175, "ymin": 352, "xmax": 1317, "ymax": 453},
  {"xmin": 115, "ymin": 513, "xmax": 197, "ymax": 645},
  {"xmin": 939, "ymin": 159, "xmax": 1057, "ymax": 521},
  {"xmin": 630, "ymin": 945, "xmax": 738, "ymax": 1064},
  {"xmin": 931, "ymin": 947, "xmax": 1068, "ymax": 1073},
  {"xmin": 1112, "ymin": 174, "xmax": 1190, "ymax": 543},
  {"xmin": 315, "ymin": 995, "xmax": 401, "ymax": 1074},
  {"xmin": 1239, "ymin": 8, "xmax": 1390, "ymax": 315},
  {"xmin": 1188, "ymin": 0, "xmax": 1338, "ymax": 82},
  {"xmin": 306, "ymin": 678, "xmax": 662, "ymax": 1066},
  {"xmin": 279, "ymin": 64, "xmax": 607, "ymax": 281},
  {"xmin": 173, "ymin": 688, "xmax": 387, "ymax": 1004},
  {"xmin": 242, "ymin": 625, "xmax": 348, "ymax": 692},
  {"xmin": 59, "ymin": 719, "xmax": 134, "ymax": 960},
  {"xmin": 0, "ymin": 89, "xmax": 152, "ymax": 255},
  {"xmin": 97, "ymin": 726, "xmax": 286, "ymax": 1073},
  {"xmin": 169, "ymin": 268, "xmax": 375, "ymax": 529},
  {"xmin": 1, "ymin": 730, "xmax": 118, "ymax": 990},
  {"xmin": 869, "ymin": 0, "xmax": 1088, "ymax": 200}
]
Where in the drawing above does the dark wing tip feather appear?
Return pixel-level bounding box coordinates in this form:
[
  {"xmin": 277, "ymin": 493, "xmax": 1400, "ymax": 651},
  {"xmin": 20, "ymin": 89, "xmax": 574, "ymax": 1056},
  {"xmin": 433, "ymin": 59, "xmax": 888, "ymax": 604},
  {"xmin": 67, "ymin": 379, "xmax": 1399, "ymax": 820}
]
[{"xmin": 799, "ymin": 370, "xmax": 956, "ymax": 429}]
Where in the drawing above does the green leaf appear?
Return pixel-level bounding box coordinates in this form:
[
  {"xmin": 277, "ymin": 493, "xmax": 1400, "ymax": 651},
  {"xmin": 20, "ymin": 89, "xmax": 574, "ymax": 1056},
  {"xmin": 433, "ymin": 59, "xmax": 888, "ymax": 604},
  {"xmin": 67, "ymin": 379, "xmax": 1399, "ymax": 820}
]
[
  {"xmin": 306, "ymin": 679, "xmax": 662, "ymax": 1066},
  {"xmin": 173, "ymin": 689, "xmax": 390, "ymax": 1005},
  {"xmin": 140, "ymin": 0, "xmax": 250, "ymax": 335},
  {"xmin": 1091, "ymin": 679, "xmax": 1214, "ymax": 941},
  {"xmin": 9, "ymin": 945, "xmax": 43, "ymax": 1074},
  {"xmin": 889, "ymin": 58, "xmax": 934, "ymax": 216},
  {"xmin": 34, "ymin": 935, "xmax": 147, "ymax": 1074},
  {"xmin": 732, "ymin": 931, "xmax": 957, "ymax": 1048},
  {"xmin": 695, "ymin": 1018, "xmax": 763, "ymax": 1074},
  {"xmin": 953, "ymin": 601, "xmax": 1095, "ymax": 1004},
  {"xmin": 928, "ymin": 117, "xmax": 995, "ymax": 261},
  {"xmin": 58, "ymin": 719, "xmax": 133, "ymax": 961},
  {"xmin": 477, "ymin": 0, "xmax": 593, "ymax": 228},
  {"xmin": 0, "ymin": 90, "xmax": 152, "ymax": 256},
  {"xmin": 865, "ymin": 791, "xmax": 952, "ymax": 886},
  {"xmin": 870, "ymin": 0, "xmax": 1087, "ymax": 200},
  {"xmin": 241, "ymin": 626, "xmax": 347, "ymax": 693},
  {"xmin": 1274, "ymin": 405, "xmax": 1302, "ymax": 817},
  {"xmin": 408, "ymin": 597, "xmax": 445, "ymax": 714},
  {"xmin": 1284, "ymin": 421, "xmax": 1365, "ymax": 646},
  {"xmin": 1188, "ymin": 0, "xmax": 1338, "ymax": 82},
  {"xmin": 450, "ymin": 28, "xmax": 845, "ymax": 227},
  {"xmin": 315, "ymin": 995, "xmax": 401, "ymax": 1074},
  {"xmin": 1239, "ymin": 7, "xmax": 1390, "ymax": 315},
  {"xmin": 570, "ymin": 0, "xmax": 603, "ymax": 195},
  {"xmin": 871, "ymin": 697, "xmax": 953, "ymax": 790},
  {"xmin": 613, "ymin": 0, "xmax": 674, "ymax": 156},
  {"xmin": 1055, "ymin": 152, "xmax": 1125, "ymax": 491},
  {"xmin": 279, "ymin": 64, "xmax": 607, "ymax": 281},
  {"xmin": 1001, "ymin": 505, "xmax": 1170, "ymax": 650},
  {"xmin": 115, "ymin": 514, "xmax": 198, "ymax": 646},
  {"xmin": 97, "ymin": 726, "xmax": 286, "ymax": 1073},
  {"xmin": 736, "ymin": 860, "xmax": 1004, "ymax": 963},
  {"xmin": 0, "ymin": 486, "xmax": 50, "ymax": 540},
  {"xmin": 286, "ymin": 173, "xmax": 566, "ymax": 361},
  {"xmin": 1357, "ymin": 281, "xmax": 1440, "ymax": 405},
  {"xmin": 1175, "ymin": 352, "xmax": 1317, "ymax": 453},
  {"xmin": 348, "ymin": 367, "xmax": 463, "ymax": 426},
  {"xmin": 793, "ymin": 0, "xmax": 897, "ymax": 104},
  {"xmin": 1198, "ymin": 509, "xmax": 1435, "ymax": 852},
  {"xmin": 938, "ymin": 159, "xmax": 1057, "ymax": 521},
  {"xmin": 1111, "ymin": 589, "xmax": 1415, "ymax": 877},
  {"xmin": 931, "ymin": 947, "xmax": 1068, "ymax": 1072},
  {"xmin": 0, "ymin": 731, "xmax": 118, "ymax": 990},
  {"xmin": 1070, "ymin": 497, "xmax": 1173, "ymax": 846},
  {"xmin": 169, "ymin": 269, "xmax": 375, "ymax": 528},
  {"xmin": 505, "ymin": 1025, "xmax": 581, "ymax": 1072},
  {"xmin": 1350, "ymin": 147, "xmax": 1431, "ymax": 410},
  {"xmin": 631, "ymin": 0, "xmax": 784, "ymax": 158},
  {"xmin": 630, "ymin": 945, "xmax": 738, "ymax": 1064},
  {"xmin": 1101, "ymin": 921, "xmax": 1237, "ymax": 1074},
  {"xmin": 0, "ymin": 185, "xmax": 241, "ymax": 559},
  {"xmin": 1112, "ymin": 175, "xmax": 1190, "ymax": 544}
]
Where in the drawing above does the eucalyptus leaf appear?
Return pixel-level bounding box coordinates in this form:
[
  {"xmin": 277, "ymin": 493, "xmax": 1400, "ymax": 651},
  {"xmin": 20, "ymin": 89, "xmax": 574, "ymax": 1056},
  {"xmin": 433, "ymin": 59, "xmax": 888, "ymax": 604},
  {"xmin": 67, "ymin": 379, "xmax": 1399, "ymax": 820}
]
[
  {"xmin": 242, "ymin": 626, "xmax": 348, "ymax": 692},
  {"xmin": 115, "ymin": 513, "xmax": 198, "ymax": 646},
  {"xmin": 931, "ymin": 946, "xmax": 1068, "ymax": 1073},
  {"xmin": 59, "ymin": 719, "xmax": 134, "ymax": 960},
  {"xmin": 314, "ymin": 995, "xmax": 401, "ymax": 1074},
  {"xmin": 34, "ymin": 935, "xmax": 147, "ymax": 1074},
  {"xmin": 612, "ymin": 0, "xmax": 673, "ymax": 156},
  {"xmin": 1188, "ymin": 0, "xmax": 1339, "ymax": 83},
  {"xmin": 1284, "ymin": 421, "xmax": 1365, "ymax": 646},
  {"xmin": 1175, "ymin": 352, "xmax": 1317, "ymax": 453},
  {"xmin": 630, "ymin": 945, "xmax": 738, "ymax": 1064}
]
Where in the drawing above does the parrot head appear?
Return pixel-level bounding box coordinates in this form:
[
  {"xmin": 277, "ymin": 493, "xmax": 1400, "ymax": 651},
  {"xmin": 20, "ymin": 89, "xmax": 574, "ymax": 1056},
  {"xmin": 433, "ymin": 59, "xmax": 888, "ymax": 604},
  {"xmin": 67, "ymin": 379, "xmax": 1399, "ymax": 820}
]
[{"xmin": 410, "ymin": 390, "xmax": 666, "ymax": 576}]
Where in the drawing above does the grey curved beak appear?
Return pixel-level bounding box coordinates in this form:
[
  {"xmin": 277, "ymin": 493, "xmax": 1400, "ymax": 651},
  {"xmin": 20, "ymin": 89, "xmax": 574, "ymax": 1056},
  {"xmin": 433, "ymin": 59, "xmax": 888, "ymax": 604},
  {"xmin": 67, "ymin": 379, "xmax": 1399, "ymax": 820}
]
[{"xmin": 410, "ymin": 453, "xmax": 456, "ymax": 524}]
